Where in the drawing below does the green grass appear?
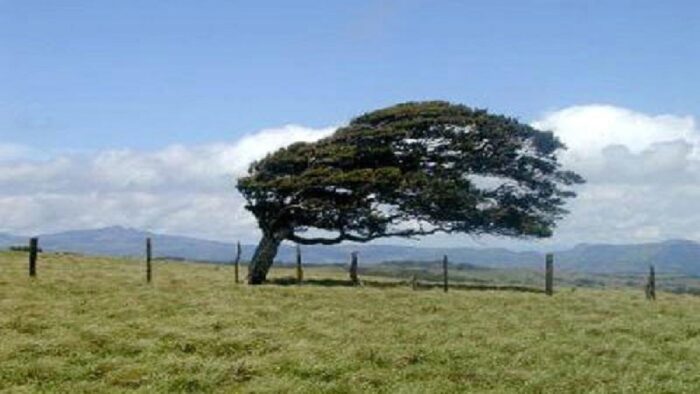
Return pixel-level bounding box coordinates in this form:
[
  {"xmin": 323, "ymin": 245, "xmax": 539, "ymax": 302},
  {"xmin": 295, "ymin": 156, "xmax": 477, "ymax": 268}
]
[{"xmin": 2, "ymin": 251, "xmax": 700, "ymax": 393}]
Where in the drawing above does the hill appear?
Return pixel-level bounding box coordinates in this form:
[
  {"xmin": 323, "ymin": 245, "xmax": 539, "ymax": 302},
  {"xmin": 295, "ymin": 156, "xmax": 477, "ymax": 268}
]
[
  {"xmin": 0, "ymin": 226, "xmax": 542, "ymax": 267},
  {"xmin": 557, "ymin": 240, "xmax": 700, "ymax": 274},
  {"xmin": 0, "ymin": 233, "xmax": 23, "ymax": 247},
  {"xmin": 1, "ymin": 227, "xmax": 699, "ymax": 275}
]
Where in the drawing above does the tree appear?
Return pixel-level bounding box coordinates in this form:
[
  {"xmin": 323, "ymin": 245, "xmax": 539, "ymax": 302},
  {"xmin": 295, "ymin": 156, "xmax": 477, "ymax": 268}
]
[{"xmin": 237, "ymin": 101, "xmax": 584, "ymax": 284}]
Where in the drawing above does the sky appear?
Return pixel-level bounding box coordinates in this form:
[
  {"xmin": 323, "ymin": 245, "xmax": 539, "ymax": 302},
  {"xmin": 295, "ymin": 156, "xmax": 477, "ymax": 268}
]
[{"xmin": 1, "ymin": 1, "xmax": 699, "ymax": 249}]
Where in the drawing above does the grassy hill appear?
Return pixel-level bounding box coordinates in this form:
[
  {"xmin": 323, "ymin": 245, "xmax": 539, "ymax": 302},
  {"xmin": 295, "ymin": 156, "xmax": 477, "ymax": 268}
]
[{"xmin": 2, "ymin": 251, "xmax": 700, "ymax": 392}]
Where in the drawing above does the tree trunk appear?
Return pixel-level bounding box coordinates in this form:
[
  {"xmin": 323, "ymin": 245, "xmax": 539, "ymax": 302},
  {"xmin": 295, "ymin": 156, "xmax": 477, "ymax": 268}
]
[{"xmin": 248, "ymin": 231, "xmax": 284, "ymax": 284}]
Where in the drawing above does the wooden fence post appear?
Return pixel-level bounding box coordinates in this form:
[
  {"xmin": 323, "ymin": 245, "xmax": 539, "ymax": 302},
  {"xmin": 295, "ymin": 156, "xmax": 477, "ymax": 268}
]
[
  {"xmin": 646, "ymin": 264, "xmax": 656, "ymax": 301},
  {"xmin": 349, "ymin": 252, "xmax": 359, "ymax": 285},
  {"xmin": 411, "ymin": 274, "xmax": 417, "ymax": 291},
  {"xmin": 146, "ymin": 238, "xmax": 152, "ymax": 284},
  {"xmin": 443, "ymin": 255, "xmax": 448, "ymax": 293},
  {"xmin": 234, "ymin": 241, "xmax": 241, "ymax": 284},
  {"xmin": 296, "ymin": 244, "xmax": 303, "ymax": 284},
  {"xmin": 545, "ymin": 253, "xmax": 554, "ymax": 296},
  {"xmin": 28, "ymin": 237, "xmax": 38, "ymax": 277}
]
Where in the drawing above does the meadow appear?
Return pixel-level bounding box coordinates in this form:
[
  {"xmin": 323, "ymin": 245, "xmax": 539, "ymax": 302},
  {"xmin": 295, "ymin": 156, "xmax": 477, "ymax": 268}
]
[{"xmin": 2, "ymin": 251, "xmax": 700, "ymax": 393}]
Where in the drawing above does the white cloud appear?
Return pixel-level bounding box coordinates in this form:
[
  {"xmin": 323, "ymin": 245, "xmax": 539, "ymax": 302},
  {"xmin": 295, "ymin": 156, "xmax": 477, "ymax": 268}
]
[
  {"xmin": 0, "ymin": 125, "xmax": 334, "ymax": 241},
  {"xmin": 0, "ymin": 143, "xmax": 35, "ymax": 161},
  {"xmin": 1, "ymin": 106, "xmax": 699, "ymax": 248},
  {"xmin": 531, "ymin": 105, "xmax": 700, "ymax": 246},
  {"xmin": 533, "ymin": 105, "xmax": 699, "ymax": 159}
]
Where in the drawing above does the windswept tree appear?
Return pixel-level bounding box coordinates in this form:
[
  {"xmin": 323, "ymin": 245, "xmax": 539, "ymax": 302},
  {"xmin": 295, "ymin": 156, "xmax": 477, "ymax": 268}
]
[{"xmin": 237, "ymin": 101, "xmax": 584, "ymax": 284}]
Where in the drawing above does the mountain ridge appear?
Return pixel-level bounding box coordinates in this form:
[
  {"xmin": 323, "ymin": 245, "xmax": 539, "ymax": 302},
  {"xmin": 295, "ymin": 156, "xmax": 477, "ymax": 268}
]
[{"xmin": 1, "ymin": 227, "xmax": 699, "ymax": 275}]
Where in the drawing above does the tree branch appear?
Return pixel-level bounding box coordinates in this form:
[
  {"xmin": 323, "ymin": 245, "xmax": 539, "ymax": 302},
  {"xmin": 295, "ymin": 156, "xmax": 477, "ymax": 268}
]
[{"xmin": 287, "ymin": 225, "xmax": 453, "ymax": 245}]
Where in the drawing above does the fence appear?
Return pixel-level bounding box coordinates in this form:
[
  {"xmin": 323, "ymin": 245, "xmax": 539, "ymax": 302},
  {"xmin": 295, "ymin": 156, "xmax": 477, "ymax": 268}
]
[{"xmin": 12, "ymin": 237, "xmax": 659, "ymax": 300}]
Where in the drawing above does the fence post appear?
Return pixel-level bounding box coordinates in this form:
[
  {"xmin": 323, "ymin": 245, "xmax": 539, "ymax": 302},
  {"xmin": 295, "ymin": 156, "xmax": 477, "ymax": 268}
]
[
  {"xmin": 349, "ymin": 252, "xmax": 359, "ymax": 285},
  {"xmin": 411, "ymin": 274, "xmax": 417, "ymax": 291},
  {"xmin": 443, "ymin": 255, "xmax": 448, "ymax": 293},
  {"xmin": 545, "ymin": 253, "xmax": 554, "ymax": 296},
  {"xmin": 296, "ymin": 244, "xmax": 303, "ymax": 284},
  {"xmin": 146, "ymin": 237, "xmax": 152, "ymax": 284},
  {"xmin": 28, "ymin": 237, "xmax": 38, "ymax": 277},
  {"xmin": 234, "ymin": 241, "xmax": 241, "ymax": 284},
  {"xmin": 646, "ymin": 264, "xmax": 656, "ymax": 301}
]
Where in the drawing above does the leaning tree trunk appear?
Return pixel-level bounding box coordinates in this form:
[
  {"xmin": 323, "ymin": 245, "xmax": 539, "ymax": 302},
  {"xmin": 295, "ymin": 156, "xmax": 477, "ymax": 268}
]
[{"xmin": 247, "ymin": 231, "xmax": 285, "ymax": 285}]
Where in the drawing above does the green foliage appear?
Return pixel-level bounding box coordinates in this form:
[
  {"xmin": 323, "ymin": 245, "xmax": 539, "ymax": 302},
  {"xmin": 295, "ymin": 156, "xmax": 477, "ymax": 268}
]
[
  {"xmin": 238, "ymin": 101, "xmax": 583, "ymax": 246},
  {"xmin": 2, "ymin": 251, "xmax": 700, "ymax": 392}
]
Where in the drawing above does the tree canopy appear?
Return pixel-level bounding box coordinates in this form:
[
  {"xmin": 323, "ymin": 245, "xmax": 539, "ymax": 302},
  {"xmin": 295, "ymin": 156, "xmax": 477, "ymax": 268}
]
[{"xmin": 237, "ymin": 101, "xmax": 584, "ymax": 283}]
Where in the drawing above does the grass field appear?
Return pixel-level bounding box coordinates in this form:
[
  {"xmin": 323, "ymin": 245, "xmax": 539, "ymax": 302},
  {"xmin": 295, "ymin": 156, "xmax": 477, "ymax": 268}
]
[{"xmin": 2, "ymin": 251, "xmax": 700, "ymax": 393}]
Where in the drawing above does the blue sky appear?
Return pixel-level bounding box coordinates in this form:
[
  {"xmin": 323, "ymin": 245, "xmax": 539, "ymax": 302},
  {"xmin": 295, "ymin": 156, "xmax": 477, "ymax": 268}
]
[
  {"xmin": 1, "ymin": 1, "xmax": 700, "ymax": 246},
  {"xmin": 2, "ymin": 0, "xmax": 698, "ymax": 150}
]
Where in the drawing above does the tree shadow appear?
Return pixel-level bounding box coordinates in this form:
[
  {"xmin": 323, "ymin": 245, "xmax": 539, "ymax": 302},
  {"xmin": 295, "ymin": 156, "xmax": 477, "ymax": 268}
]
[
  {"xmin": 267, "ymin": 277, "xmax": 406, "ymax": 288},
  {"xmin": 415, "ymin": 282, "xmax": 545, "ymax": 293},
  {"xmin": 268, "ymin": 277, "xmax": 356, "ymax": 287},
  {"xmin": 266, "ymin": 276, "xmax": 545, "ymax": 293}
]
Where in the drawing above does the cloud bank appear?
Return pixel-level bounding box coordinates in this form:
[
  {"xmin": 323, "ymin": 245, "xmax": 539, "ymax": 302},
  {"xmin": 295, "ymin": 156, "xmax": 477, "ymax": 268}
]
[
  {"xmin": 1, "ymin": 105, "xmax": 699, "ymax": 247},
  {"xmin": 533, "ymin": 105, "xmax": 700, "ymax": 246},
  {"xmin": 0, "ymin": 125, "xmax": 335, "ymax": 241}
]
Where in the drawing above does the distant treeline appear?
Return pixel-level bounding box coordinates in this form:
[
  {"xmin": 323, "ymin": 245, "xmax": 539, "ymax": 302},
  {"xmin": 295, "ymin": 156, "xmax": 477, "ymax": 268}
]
[{"xmin": 8, "ymin": 245, "xmax": 43, "ymax": 253}]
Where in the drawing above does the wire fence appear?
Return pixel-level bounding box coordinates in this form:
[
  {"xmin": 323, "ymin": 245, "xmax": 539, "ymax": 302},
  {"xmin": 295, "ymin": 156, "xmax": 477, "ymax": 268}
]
[{"xmin": 5, "ymin": 236, "xmax": 694, "ymax": 299}]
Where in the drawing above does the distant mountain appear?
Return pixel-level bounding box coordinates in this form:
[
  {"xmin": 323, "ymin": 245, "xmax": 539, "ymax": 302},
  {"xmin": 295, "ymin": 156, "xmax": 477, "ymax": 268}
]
[
  {"xmin": 38, "ymin": 226, "xmax": 239, "ymax": 263},
  {"xmin": 0, "ymin": 233, "xmax": 24, "ymax": 248},
  {"xmin": 556, "ymin": 240, "xmax": 700, "ymax": 275},
  {"xmin": 2, "ymin": 227, "xmax": 699, "ymax": 275},
  {"xmin": 275, "ymin": 244, "xmax": 542, "ymax": 268},
  {"xmin": 1, "ymin": 226, "xmax": 541, "ymax": 267}
]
